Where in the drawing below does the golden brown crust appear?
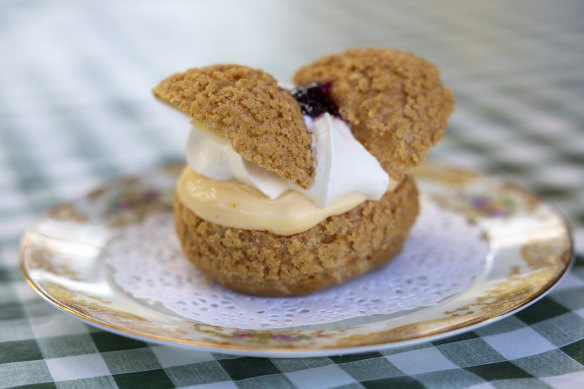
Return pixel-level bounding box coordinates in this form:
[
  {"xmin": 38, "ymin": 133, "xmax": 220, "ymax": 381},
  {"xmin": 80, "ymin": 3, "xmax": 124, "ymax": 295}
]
[
  {"xmin": 153, "ymin": 64, "xmax": 313, "ymax": 188},
  {"xmin": 174, "ymin": 176, "xmax": 419, "ymax": 296},
  {"xmin": 293, "ymin": 47, "xmax": 455, "ymax": 181}
]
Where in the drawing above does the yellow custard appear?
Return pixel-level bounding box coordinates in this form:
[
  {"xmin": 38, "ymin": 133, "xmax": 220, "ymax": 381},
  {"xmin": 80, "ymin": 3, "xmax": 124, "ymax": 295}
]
[{"xmin": 176, "ymin": 167, "xmax": 373, "ymax": 236}]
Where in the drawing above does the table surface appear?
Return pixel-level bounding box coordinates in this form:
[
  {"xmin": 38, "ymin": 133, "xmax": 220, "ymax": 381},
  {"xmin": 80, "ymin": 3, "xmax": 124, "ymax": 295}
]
[{"xmin": 1, "ymin": 0, "xmax": 583, "ymax": 388}]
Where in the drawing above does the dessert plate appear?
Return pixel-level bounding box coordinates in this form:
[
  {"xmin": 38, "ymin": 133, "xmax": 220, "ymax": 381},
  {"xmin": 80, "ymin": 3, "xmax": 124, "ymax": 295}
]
[{"xmin": 19, "ymin": 163, "xmax": 573, "ymax": 357}]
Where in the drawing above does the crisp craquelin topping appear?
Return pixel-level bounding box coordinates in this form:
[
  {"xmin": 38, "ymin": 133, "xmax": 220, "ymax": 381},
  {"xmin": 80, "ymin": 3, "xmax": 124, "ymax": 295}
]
[
  {"xmin": 153, "ymin": 64, "xmax": 314, "ymax": 188},
  {"xmin": 293, "ymin": 47, "xmax": 455, "ymax": 181}
]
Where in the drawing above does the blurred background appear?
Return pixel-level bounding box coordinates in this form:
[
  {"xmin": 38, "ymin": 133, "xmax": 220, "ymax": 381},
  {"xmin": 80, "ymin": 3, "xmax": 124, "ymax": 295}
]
[
  {"xmin": 1, "ymin": 1, "xmax": 584, "ymax": 387},
  {"xmin": 1, "ymin": 0, "xmax": 583, "ymax": 244}
]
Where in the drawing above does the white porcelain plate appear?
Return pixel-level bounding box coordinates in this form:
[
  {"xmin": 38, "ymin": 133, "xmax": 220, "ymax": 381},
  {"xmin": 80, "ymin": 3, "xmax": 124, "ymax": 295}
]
[{"xmin": 19, "ymin": 164, "xmax": 573, "ymax": 357}]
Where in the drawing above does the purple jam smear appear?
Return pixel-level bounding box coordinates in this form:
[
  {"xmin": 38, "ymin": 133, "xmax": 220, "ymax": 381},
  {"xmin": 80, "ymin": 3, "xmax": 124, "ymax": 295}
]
[{"xmin": 290, "ymin": 82, "xmax": 339, "ymax": 118}]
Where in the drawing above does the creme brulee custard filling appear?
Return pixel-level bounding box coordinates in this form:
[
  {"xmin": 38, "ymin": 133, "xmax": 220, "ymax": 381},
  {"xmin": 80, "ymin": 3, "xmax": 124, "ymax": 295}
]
[{"xmin": 176, "ymin": 167, "xmax": 393, "ymax": 236}]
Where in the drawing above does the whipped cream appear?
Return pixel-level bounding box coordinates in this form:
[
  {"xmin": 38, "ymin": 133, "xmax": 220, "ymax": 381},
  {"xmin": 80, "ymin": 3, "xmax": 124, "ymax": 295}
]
[{"xmin": 186, "ymin": 113, "xmax": 390, "ymax": 207}]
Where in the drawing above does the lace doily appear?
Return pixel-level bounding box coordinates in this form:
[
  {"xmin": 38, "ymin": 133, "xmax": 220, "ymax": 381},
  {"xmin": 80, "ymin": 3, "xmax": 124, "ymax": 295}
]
[{"xmin": 106, "ymin": 199, "xmax": 488, "ymax": 329}]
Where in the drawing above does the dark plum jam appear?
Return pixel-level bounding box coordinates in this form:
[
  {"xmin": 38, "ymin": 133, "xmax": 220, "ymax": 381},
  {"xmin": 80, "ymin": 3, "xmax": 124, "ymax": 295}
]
[{"xmin": 290, "ymin": 82, "xmax": 339, "ymax": 118}]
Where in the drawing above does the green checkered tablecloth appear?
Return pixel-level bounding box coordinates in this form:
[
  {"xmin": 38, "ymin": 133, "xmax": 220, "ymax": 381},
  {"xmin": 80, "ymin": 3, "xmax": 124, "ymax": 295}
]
[{"xmin": 1, "ymin": 0, "xmax": 583, "ymax": 388}]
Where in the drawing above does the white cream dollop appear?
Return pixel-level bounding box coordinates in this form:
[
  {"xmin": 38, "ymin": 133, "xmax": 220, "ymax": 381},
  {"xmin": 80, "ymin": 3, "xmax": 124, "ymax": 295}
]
[{"xmin": 186, "ymin": 113, "xmax": 390, "ymax": 207}]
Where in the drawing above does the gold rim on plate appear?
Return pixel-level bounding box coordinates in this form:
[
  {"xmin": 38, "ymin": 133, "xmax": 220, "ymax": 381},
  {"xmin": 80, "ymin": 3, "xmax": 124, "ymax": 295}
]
[{"xmin": 19, "ymin": 164, "xmax": 574, "ymax": 357}]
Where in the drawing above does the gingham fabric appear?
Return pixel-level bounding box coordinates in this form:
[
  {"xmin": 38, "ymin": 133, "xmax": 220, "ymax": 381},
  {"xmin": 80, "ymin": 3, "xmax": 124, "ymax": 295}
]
[{"xmin": 1, "ymin": 0, "xmax": 583, "ymax": 388}]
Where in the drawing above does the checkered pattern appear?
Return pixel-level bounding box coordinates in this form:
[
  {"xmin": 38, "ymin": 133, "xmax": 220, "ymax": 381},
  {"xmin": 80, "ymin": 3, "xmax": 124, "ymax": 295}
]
[{"xmin": 1, "ymin": 0, "xmax": 583, "ymax": 388}]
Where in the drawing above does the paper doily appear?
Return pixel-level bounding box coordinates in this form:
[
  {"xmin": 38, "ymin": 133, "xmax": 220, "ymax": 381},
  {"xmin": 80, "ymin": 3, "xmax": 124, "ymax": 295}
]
[{"xmin": 106, "ymin": 199, "xmax": 488, "ymax": 329}]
